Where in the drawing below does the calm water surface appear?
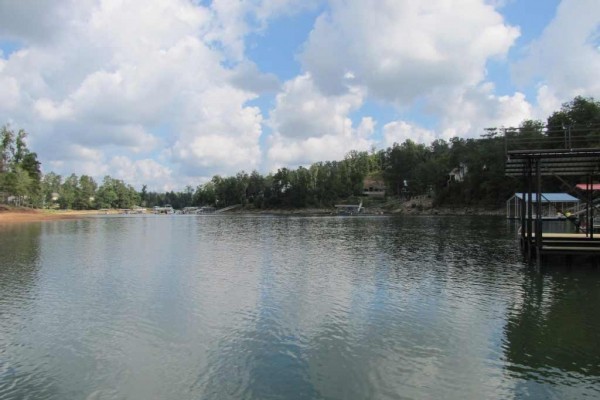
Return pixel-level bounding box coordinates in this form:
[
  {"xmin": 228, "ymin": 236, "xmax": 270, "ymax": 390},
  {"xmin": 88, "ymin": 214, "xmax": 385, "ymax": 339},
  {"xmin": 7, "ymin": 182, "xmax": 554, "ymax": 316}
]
[{"xmin": 0, "ymin": 215, "xmax": 599, "ymax": 399}]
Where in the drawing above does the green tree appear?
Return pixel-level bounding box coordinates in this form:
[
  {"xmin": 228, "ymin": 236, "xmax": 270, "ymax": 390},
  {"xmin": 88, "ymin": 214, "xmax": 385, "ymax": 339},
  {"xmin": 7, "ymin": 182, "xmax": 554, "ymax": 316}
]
[
  {"xmin": 140, "ymin": 184, "xmax": 148, "ymax": 206},
  {"xmin": 59, "ymin": 174, "xmax": 79, "ymax": 209},
  {"xmin": 41, "ymin": 172, "xmax": 62, "ymax": 208},
  {"xmin": 0, "ymin": 125, "xmax": 42, "ymax": 206},
  {"xmin": 73, "ymin": 175, "xmax": 97, "ymax": 209},
  {"xmin": 0, "ymin": 125, "xmax": 15, "ymax": 174},
  {"xmin": 193, "ymin": 182, "xmax": 216, "ymax": 206},
  {"xmin": 95, "ymin": 176, "xmax": 118, "ymax": 209},
  {"xmin": 547, "ymin": 96, "xmax": 600, "ymax": 147}
]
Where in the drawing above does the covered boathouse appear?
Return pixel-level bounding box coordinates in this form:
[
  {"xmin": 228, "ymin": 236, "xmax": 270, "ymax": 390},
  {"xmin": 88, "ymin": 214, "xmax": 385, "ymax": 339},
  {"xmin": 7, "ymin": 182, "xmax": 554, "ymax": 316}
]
[
  {"xmin": 504, "ymin": 127, "xmax": 600, "ymax": 267},
  {"xmin": 506, "ymin": 192, "xmax": 581, "ymax": 219}
]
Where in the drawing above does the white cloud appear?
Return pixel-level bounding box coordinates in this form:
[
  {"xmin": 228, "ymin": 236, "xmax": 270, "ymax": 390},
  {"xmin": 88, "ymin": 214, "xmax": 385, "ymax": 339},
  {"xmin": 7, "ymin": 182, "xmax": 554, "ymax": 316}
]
[
  {"xmin": 300, "ymin": 0, "xmax": 520, "ymax": 103},
  {"xmin": 0, "ymin": 75, "xmax": 20, "ymax": 110},
  {"xmin": 108, "ymin": 157, "xmax": 174, "ymax": 191},
  {"xmin": 0, "ymin": 0, "xmax": 589, "ymax": 191},
  {"xmin": 229, "ymin": 61, "xmax": 280, "ymax": 93},
  {"xmin": 0, "ymin": 0, "xmax": 276, "ymax": 188},
  {"xmin": 171, "ymin": 85, "xmax": 263, "ymax": 175},
  {"xmin": 34, "ymin": 98, "xmax": 73, "ymax": 121},
  {"xmin": 380, "ymin": 82, "xmax": 534, "ymax": 145},
  {"xmin": 383, "ymin": 121, "xmax": 436, "ymax": 147},
  {"xmin": 0, "ymin": 1, "xmax": 84, "ymax": 44},
  {"xmin": 45, "ymin": 144, "xmax": 108, "ymax": 179},
  {"xmin": 534, "ymin": 85, "xmax": 562, "ymax": 121},
  {"xmin": 68, "ymin": 144, "xmax": 104, "ymax": 163},
  {"xmin": 430, "ymin": 83, "xmax": 533, "ymax": 139},
  {"xmin": 513, "ymin": 0, "xmax": 600, "ymax": 102},
  {"xmin": 269, "ymin": 74, "xmax": 364, "ymax": 139},
  {"xmin": 267, "ymin": 73, "xmax": 374, "ymax": 168},
  {"xmin": 205, "ymin": 0, "xmax": 319, "ymax": 60}
]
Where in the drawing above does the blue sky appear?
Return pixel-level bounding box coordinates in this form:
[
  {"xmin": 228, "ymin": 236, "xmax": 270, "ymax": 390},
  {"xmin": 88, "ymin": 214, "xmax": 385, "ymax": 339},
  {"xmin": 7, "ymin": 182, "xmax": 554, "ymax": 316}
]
[{"xmin": 0, "ymin": 0, "xmax": 598, "ymax": 190}]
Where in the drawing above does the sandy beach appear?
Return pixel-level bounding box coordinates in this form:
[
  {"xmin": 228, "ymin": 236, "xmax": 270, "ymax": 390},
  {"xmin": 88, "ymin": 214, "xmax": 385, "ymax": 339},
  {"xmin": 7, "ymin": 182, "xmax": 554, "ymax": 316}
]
[{"xmin": 0, "ymin": 207, "xmax": 97, "ymax": 224}]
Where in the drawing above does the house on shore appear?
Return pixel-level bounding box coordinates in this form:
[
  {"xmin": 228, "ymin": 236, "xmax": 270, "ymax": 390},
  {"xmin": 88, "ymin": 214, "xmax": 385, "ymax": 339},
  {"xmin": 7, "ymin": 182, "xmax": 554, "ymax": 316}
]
[
  {"xmin": 447, "ymin": 163, "xmax": 468, "ymax": 184},
  {"xmin": 363, "ymin": 175, "xmax": 386, "ymax": 197}
]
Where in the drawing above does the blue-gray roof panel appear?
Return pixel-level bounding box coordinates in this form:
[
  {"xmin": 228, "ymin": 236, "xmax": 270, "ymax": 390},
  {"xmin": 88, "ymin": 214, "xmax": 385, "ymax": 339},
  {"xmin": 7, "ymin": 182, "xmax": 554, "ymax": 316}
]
[{"xmin": 514, "ymin": 193, "xmax": 579, "ymax": 202}]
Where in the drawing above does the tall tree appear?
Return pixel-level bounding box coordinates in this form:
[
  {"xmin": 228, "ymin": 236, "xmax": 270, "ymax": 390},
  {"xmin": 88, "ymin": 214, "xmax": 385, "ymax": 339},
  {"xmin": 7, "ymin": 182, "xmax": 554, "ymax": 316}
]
[
  {"xmin": 547, "ymin": 96, "xmax": 600, "ymax": 147},
  {"xmin": 0, "ymin": 125, "xmax": 42, "ymax": 206},
  {"xmin": 41, "ymin": 172, "xmax": 62, "ymax": 207}
]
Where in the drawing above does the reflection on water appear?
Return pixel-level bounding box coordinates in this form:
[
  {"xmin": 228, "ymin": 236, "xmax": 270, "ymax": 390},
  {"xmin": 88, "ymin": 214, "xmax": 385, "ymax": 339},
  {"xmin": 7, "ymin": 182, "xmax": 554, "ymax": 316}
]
[
  {"xmin": 0, "ymin": 223, "xmax": 44, "ymax": 398},
  {"xmin": 0, "ymin": 215, "xmax": 598, "ymax": 399},
  {"xmin": 504, "ymin": 268, "xmax": 600, "ymax": 398}
]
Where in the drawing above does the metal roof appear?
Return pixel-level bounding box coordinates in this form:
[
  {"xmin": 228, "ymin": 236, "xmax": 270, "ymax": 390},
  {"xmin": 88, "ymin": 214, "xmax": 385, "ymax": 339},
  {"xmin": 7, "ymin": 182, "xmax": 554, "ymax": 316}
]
[
  {"xmin": 505, "ymin": 149, "xmax": 600, "ymax": 176},
  {"xmin": 575, "ymin": 183, "xmax": 600, "ymax": 191},
  {"xmin": 513, "ymin": 193, "xmax": 580, "ymax": 202}
]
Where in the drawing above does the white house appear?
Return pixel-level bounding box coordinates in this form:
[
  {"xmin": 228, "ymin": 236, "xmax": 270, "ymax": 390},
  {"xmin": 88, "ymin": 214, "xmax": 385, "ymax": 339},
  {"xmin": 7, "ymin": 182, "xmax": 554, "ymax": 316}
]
[{"xmin": 448, "ymin": 163, "xmax": 468, "ymax": 183}]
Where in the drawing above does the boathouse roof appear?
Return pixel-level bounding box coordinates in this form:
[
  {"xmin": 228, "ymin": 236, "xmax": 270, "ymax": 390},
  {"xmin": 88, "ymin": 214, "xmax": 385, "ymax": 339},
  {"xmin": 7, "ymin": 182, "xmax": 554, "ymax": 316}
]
[
  {"xmin": 575, "ymin": 183, "xmax": 600, "ymax": 191},
  {"xmin": 513, "ymin": 193, "xmax": 579, "ymax": 202}
]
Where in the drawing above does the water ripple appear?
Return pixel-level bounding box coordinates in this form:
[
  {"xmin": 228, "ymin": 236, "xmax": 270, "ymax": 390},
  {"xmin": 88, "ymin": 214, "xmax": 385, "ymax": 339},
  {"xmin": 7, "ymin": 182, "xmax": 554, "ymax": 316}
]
[{"xmin": 1, "ymin": 215, "xmax": 599, "ymax": 399}]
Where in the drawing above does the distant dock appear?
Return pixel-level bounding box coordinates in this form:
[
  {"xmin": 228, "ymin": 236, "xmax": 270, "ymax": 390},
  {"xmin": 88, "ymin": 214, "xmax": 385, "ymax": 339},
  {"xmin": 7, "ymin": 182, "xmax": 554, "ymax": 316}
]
[{"xmin": 334, "ymin": 201, "xmax": 363, "ymax": 215}]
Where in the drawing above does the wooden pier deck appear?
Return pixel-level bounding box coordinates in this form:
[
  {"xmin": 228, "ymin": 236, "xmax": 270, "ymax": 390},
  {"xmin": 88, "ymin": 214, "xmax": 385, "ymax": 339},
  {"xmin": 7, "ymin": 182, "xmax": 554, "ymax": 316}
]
[
  {"xmin": 520, "ymin": 227, "xmax": 600, "ymax": 267},
  {"xmin": 521, "ymin": 232, "xmax": 600, "ymax": 262}
]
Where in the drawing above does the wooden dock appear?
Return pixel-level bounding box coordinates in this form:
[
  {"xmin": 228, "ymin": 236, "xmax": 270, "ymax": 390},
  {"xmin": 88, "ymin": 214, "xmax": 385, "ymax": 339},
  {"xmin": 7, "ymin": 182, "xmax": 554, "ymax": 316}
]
[{"xmin": 522, "ymin": 233, "xmax": 600, "ymax": 257}]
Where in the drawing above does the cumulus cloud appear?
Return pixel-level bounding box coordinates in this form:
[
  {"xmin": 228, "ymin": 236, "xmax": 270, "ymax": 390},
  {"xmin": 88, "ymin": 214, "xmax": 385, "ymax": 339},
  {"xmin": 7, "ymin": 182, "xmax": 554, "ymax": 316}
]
[
  {"xmin": 108, "ymin": 157, "xmax": 174, "ymax": 191},
  {"xmin": 0, "ymin": 0, "xmax": 590, "ymax": 190},
  {"xmin": 534, "ymin": 85, "xmax": 563, "ymax": 121},
  {"xmin": 269, "ymin": 74, "xmax": 364, "ymax": 139},
  {"xmin": 229, "ymin": 61, "xmax": 281, "ymax": 93},
  {"xmin": 169, "ymin": 83, "xmax": 264, "ymax": 175},
  {"xmin": 0, "ymin": 74, "xmax": 20, "ymax": 111},
  {"xmin": 382, "ymin": 82, "xmax": 534, "ymax": 144},
  {"xmin": 383, "ymin": 121, "xmax": 437, "ymax": 147},
  {"xmin": 206, "ymin": 0, "xmax": 319, "ymax": 60},
  {"xmin": 45, "ymin": 143, "xmax": 109, "ymax": 179},
  {"xmin": 300, "ymin": 0, "xmax": 520, "ymax": 103},
  {"xmin": 0, "ymin": 0, "xmax": 284, "ymax": 188},
  {"xmin": 430, "ymin": 83, "xmax": 533, "ymax": 139},
  {"xmin": 0, "ymin": 1, "xmax": 81, "ymax": 44},
  {"xmin": 267, "ymin": 74, "xmax": 374, "ymax": 168},
  {"xmin": 513, "ymin": 0, "xmax": 600, "ymax": 101}
]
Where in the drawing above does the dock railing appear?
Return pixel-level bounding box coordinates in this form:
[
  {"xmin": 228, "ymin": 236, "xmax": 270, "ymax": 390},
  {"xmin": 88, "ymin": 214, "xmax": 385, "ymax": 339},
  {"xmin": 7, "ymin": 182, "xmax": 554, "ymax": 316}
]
[{"xmin": 504, "ymin": 124, "xmax": 600, "ymax": 154}]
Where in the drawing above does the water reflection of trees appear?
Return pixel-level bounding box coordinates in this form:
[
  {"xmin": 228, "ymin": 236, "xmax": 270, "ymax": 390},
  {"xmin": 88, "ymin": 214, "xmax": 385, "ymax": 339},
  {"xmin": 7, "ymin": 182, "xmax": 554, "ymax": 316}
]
[
  {"xmin": 503, "ymin": 269, "xmax": 600, "ymax": 382},
  {"xmin": 0, "ymin": 223, "xmax": 45, "ymax": 399},
  {"xmin": 0, "ymin": 224, "xmax": 42, "ymax": 297}
]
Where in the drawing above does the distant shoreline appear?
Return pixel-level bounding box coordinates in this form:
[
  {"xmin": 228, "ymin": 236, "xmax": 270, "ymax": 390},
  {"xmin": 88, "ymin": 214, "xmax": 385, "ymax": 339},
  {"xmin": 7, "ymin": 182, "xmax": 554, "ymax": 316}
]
[
  {"xmin": 230, "ymin": 207, "xmax": 505, "ymax": 217},
  {"xmin": 0, "ymin": 205, "xmax": 505, "ymax": 225}
]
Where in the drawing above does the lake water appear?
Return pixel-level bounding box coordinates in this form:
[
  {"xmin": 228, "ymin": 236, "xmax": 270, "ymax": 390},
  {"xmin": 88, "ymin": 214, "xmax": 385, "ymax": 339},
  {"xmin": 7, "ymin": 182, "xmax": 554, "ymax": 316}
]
[{"xmin": 0, "ymin": 215, "xmax": 599, "ymax": 399}]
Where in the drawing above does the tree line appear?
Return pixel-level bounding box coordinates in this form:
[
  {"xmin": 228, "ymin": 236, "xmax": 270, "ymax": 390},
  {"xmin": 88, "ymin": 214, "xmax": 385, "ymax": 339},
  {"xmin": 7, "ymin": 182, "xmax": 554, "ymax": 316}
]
[{"xmin": 1, "ymin": 96, "xmax": 598, "ymax": 210}]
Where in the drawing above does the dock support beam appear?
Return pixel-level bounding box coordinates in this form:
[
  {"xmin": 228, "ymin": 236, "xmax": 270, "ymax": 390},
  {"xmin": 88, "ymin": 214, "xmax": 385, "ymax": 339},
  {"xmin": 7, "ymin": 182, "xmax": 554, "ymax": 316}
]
[
  {"xmin": 527, "ymin": 159, "xmax": 533, "ymax": 261},
  {"xmin": 590, "ymin": 176, "xmax": 594, "ymax": 239},
  {"xmin": 535, "ymin": 160, "xmax": 542, "ymax": 269}
]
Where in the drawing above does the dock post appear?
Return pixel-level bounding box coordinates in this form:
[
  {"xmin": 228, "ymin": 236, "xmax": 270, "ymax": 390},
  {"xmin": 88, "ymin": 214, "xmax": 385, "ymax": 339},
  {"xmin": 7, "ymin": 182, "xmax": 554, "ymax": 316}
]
[
  {"xmin": 590, "ymin": 176, "xmax": 594, "ymax": 239},
  {"xmin": 520, "ymin": 197, "xmax": 526, "ymax": 253},
  {"xmin": 535, "ymin": 160, "xmax": 542, "ymax": 269},
  {"xmin": 527, "ymin": 159, "xmax": 534, "ymax": 262}
]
